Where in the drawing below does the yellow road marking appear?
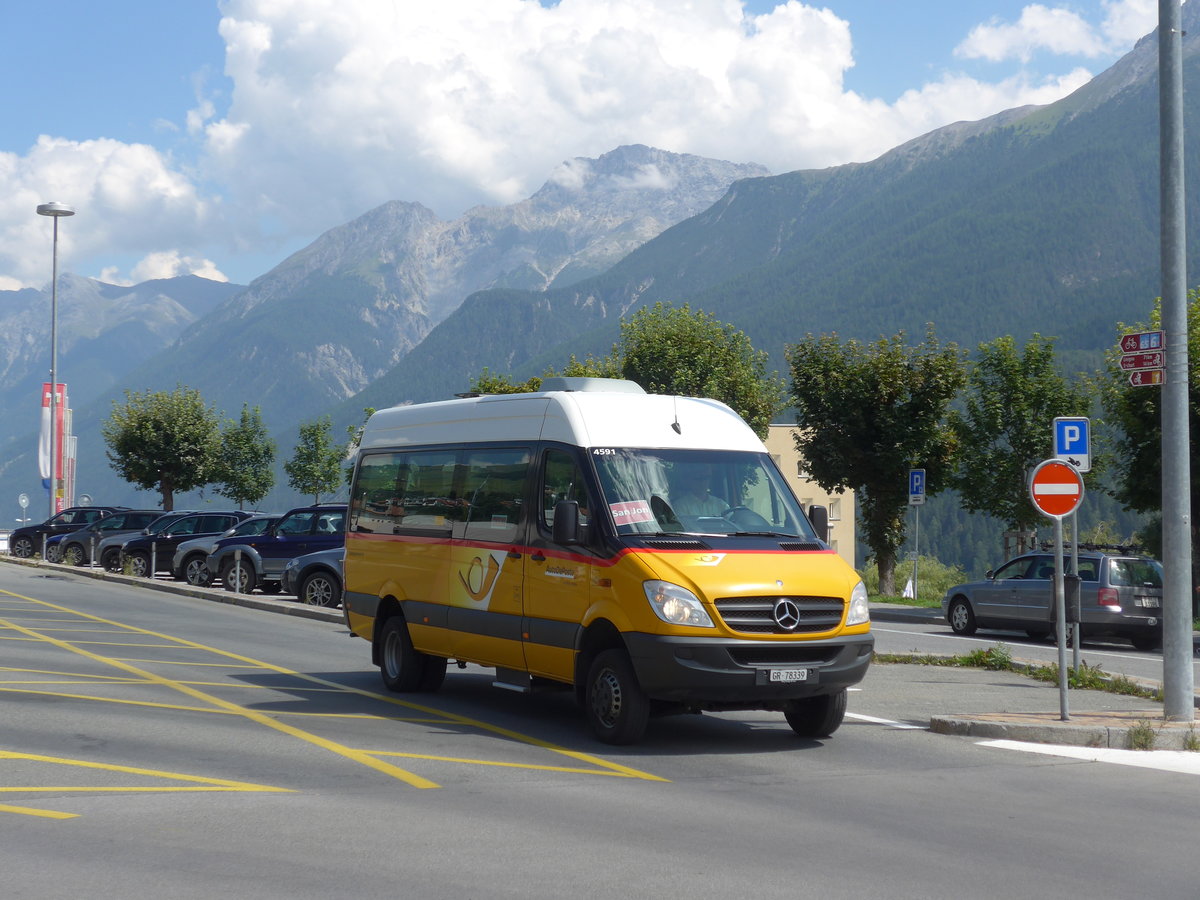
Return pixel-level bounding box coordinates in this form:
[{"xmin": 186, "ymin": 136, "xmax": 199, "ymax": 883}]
[
  {"xmin": 372, "ymin": 751, "xmax": 644, "ymax": 776},
  {"xmin": 0, "ymin": 587, "xmax": 668, "ymax": 784},
  {"xmin": 0, "ymin": 803, "xmax": 78, "ymax": 819},
  {"xmin": 0, "ymin": 750, "xmax": 292, "ymax": 791},
  {"xmin": 0, "ymin": 609, "xmax": 440, "ymax": 790}
]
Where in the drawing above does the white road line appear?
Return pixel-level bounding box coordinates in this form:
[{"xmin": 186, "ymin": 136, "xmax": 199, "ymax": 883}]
[
  {"xmin": 980, "ymin": 739, "xmax": 1200, "ymax": 776},
  {"xmin": 846, "ymin": 712, "xmax": 923, "ymax": 730}
]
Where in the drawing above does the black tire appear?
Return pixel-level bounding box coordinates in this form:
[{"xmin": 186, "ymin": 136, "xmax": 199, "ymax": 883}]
[
  {"xmin": 1130, "ymin": 633, "xmax": 1162, "ymax": 651},
  {"xmin": 783, "ymin": 689, "xmax": 847, "ymax": 738},
  {"xmin": 1024, "ymin": 628, "xmax": 1051, "ymax": 640},
  {"xmin": 101, "ymin": 548, "xmax": 122, "ymax": 572},
  {"xmin": 584, "ymin": 649, "xmax": 650, "ymax": 745},
  {"xmin": 419, "ymin": 656, "xmax": 448, "ymax": 692},
  {"xmin": 127, "ymin": 550, "xmax": 152, "ymax": 578},
  {"xmin": 45, "ymin": 544, "xmax": 63, "ymax": 563},
  {"xmin": 63, "ymin": 543, "xmax": 86, "ymax": 567},
  {"xmin": 260, "ymin": 581, "xmax": 282, "ymax": 595},
  {"xmin": 379, "ymin": 615, "xmax": 433, "ymax": 692},
  {"xmin": 300, "ymin": 571, "xmax": 342, "ymax": 607},
  {"xmin": 10, "ymin": 535, "xmax": 34, "ymax": 559},
  {"xmin": 221, "ymin": 558, "xmax": 256, "ymax": 594},
  {"xmin": 948, "ymin": 597, "xmax": 977, "ymax": 635},
  {"xmin": 182, "ymin": 554, "xmax": 210, "ymax": 587}
]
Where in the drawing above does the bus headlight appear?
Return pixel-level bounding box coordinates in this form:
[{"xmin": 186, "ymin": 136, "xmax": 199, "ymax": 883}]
[
  {"xmin": 644, "ymin": 581, "xmax": 714, "ymax": 627},
  {"xmin": 847, "ymin": 580, "xmax": 870, "ymax": 626}
]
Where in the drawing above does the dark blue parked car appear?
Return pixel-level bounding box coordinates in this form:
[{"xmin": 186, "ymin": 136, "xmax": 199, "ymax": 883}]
[{"xmin": 209, "ymin": 504, "xmax": 346, "ymax": 594}]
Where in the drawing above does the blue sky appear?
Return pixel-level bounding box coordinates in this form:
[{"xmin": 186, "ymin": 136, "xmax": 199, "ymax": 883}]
[{"xmin": 1, "ymin": 1, "xmax": 1160, "ymax": 289}]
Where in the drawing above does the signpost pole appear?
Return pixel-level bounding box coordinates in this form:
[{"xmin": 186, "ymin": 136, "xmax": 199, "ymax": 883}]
[
  {"xmin": 912, "ymin": 504, "xmax": 920, "ymax": 603},
  {"xmin": 1158, "ymin": 0, "xmax": 1194, "ymax": 723},
  {"xmin": 1053, "ymin": 515, "xmax": 1069, "ymax": 720},
  {"xmin": 1070, "ymin": 511, "xmax": 1080, "ymax": 671}
]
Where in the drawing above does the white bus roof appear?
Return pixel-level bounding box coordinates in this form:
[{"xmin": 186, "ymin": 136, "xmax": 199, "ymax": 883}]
[{"xmin": 358, "ymin": 381, "xmax": 766, "ymax": 453}]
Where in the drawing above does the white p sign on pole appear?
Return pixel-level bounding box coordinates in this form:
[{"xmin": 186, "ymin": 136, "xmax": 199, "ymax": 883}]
[{"xmin": 1053, "ymin": 417, "xmax": 1090, "ymax": 473}]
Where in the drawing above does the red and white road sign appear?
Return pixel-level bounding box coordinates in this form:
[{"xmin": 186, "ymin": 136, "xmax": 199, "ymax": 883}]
[{"xmin": 1029, "ymin": 459, "xmax": 1084, "ymax": 519}]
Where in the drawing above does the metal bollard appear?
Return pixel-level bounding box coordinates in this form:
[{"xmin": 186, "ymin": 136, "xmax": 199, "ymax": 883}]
[
  {"xmin": 234, "ymin": 548, "xmax": 243, "ymax": 592},
  {"xmin": 41, "ymin": 533, "xmax": 47, "ymax": 560},
  {"xmin": 89, "ymin": 537, "xmax": 96, "ymax": 567},
  {"xmin": 151, "ymin": 542, "xmax": 157, "ymax": 579}
]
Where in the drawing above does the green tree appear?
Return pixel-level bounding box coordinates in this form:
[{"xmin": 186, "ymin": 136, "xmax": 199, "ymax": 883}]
[
  {"xmin": 948, "ymin": 334, "xmax": 1092, "ymax": 532},
  {"xmin": 212, "ymin": 404, "xmax": 276, "ymax": 509},
  {"xmin": 284, "ymin": 416, "xmax": 345, "ymax": 503},
  {"xmin": 787, "ymin": 328, "xmax": 966, "ymax": 594},
  {"xmin": 102, "ymin": 386, "xmax": 220, "ymax": 511},
  {"xmin": 619, "ymin": 303, "xmax": 783, "ymax": 438},
  {"xmin": 468, "ymin": 305, "xmax": 783, "ymax": 438}
]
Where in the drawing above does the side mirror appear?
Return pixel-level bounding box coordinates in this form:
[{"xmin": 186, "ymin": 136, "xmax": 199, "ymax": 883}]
[
  {"xmin": 806, "ymin": 504, "xmax": 829, "ymax": 543},
  {"xmin": 552, "ymin": 500, "xmax": 581, "ymax": 545},
  {"xmin": 985, "ymin": 570, "xmax": 995, "ymax": 580}
]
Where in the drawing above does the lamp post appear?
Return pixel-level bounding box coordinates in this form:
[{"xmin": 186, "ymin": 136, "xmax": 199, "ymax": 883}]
[{"xmin": 36, "ymin": 201, "xmax": 74, "ymax": 518}]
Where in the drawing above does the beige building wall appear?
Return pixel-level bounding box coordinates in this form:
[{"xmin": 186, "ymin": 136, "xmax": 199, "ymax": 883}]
[{"xmin": 764, "ymin": 425, "xmax": 856, "ymax": 568}]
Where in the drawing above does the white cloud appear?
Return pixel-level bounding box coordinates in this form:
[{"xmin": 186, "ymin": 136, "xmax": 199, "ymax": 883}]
[
  {"xmin": 0, "ymin": 136, "xmax": 215, "ymax": 288},
  {"xmin": 100, "ymin": 251, "xmax": 229, "ymax": 286},
  {"xmin": 0, "ymin": 1, "xmax": 1158, "ymax": 289},
  {"xmin": 956, "ymin": 1, "xmax": 1156, "ymax": 63}
]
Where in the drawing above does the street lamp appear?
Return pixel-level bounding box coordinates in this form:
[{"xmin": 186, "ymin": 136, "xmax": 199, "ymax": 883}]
[{"xmin": 36, "ymin": 201, "xmax": 74, "ymax": 518}]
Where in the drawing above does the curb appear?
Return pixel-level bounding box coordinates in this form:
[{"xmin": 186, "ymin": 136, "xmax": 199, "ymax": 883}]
[
  {"xmin": 1, "ymin": 555, "xmax": 344, "ymax": 624},
  {"xmin": 930, "ymin": 712, "xmax": 1199, "ymax": 750}
]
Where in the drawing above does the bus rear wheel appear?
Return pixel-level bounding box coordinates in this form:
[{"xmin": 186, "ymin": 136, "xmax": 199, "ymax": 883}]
[{"xmin": 379, "ymin": 616, "xmax": 443, "ymax": 692}]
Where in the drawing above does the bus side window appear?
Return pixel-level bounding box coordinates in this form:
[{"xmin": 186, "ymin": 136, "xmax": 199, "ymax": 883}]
[{"xmin": 541, "ymin": 449, "xmax": 590, "ymax": 533}]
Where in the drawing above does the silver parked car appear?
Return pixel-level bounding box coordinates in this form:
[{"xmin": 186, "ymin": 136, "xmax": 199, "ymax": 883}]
[
  {"xmin": 280, "ymin": 547, "xmax": 343, "ymax": 607},
  {"xmin": 171, "ymin": 514, "xmax": 280, "ymax": 586},
  {"xmin": 941, "ymin": 548, "xmax": 1164, "ymax": 650}
]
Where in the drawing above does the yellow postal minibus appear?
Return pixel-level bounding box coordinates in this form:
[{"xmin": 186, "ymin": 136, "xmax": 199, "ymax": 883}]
[{"xmin": 344, "ymin": 378, "xmax": 872, "ymax": 744}]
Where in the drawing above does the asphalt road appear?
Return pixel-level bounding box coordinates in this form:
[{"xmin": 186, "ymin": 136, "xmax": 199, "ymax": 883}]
[{"xmin": 2, "ymin": 564, "xmax": 1198, "ymax": 899}]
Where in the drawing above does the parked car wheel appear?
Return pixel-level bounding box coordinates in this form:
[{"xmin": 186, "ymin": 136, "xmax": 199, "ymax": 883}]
[
  {"xmin": 300, "ymin": 571, "xmax": 341, "ymax": 607},
  {"xmin": 63, "ymin": 543, "xmax": 86, "ymax": 566},
  {"xmin": 101, "ymin": 548, "xmax": 122, "ymax": 572},
  {"xmin": 45, "ymin": 544, "xmax": 63, "ymax": 563},
  {"xmin": 948, "ymin": 596, "xmax": 977, "ymax": 635},
  {"xmin": 221, "ymin": 558, "xmax": 256, "ymax": 594},
  {"xmin": 1129, "ymin": 633, "xmax": 1161, "ymax": 651},
  {"xmin": 182, "ymin": 554, "xmax": 210, "ymax": 587},
  {"xmin": 584, "ymin": 649, "xmax": 650, "ymax": 745},
  {"xmin": 126, "ymin": 550, "xmax": 151, "ymax": 578},
  {"xmin": 783, "ymin": 688, "xmax": 847, "ymax": 738},
  {"xmin": 10, "ymin": 535, "xmax": 34, "ymax": 558}
]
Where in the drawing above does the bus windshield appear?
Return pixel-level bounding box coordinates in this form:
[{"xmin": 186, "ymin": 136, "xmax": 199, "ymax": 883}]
[{"xmin": 590, "ymin": 448, "xmax": 820, "ymax": 539}]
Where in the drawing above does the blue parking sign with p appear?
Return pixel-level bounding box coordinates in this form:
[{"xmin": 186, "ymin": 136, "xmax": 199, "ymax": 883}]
[
  {"xmin": 1053, "ymin": 417, "xmax": 1090, "ymax": 473},
  {"xmin": 908, "ymin": 468, "xmax": 926, "ymax": 505}
]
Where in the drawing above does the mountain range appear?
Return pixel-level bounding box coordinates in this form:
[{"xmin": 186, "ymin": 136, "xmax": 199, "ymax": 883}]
[{"xmin": 4, "ymin": 9, "xmax": 1199, "ymax": 522}]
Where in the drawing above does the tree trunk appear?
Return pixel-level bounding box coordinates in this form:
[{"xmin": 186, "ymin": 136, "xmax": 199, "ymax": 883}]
[{"xmin": 878, "ymin": 549, "xmax": 897, "ymax": 596}]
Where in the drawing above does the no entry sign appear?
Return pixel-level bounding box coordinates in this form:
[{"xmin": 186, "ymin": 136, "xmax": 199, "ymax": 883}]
[{"xmin": 1029, "ymin": 459, "xmax": 1085, "ymax": 519}]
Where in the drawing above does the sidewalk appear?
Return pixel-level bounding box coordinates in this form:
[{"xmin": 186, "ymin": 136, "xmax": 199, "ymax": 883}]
[{"xmin": 870, "ymin": 600, "xmax": 1200, "ymax": 750}]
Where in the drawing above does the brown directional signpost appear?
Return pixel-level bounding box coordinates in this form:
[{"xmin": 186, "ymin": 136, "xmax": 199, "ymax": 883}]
[
  {"xmin": 1029, "ymin": 459, "xmax": 1085, "ymax": 720},
  {"xmin": 1119, "ymin": 330, "xmax": 1165, "ymax": 387}
]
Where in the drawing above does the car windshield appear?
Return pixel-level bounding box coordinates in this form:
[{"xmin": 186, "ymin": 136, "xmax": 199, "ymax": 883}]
[
  {"xmin": 1108, "ymin": 557, "xmax": 1163, "ymax": 588},
  {"xmin": 590, "ymin": 448, "xmax": 818, "ymax": 538}
]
